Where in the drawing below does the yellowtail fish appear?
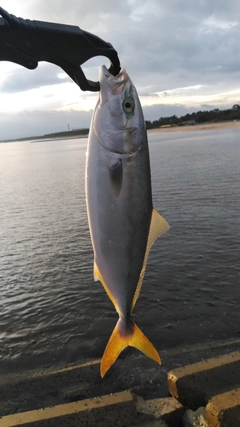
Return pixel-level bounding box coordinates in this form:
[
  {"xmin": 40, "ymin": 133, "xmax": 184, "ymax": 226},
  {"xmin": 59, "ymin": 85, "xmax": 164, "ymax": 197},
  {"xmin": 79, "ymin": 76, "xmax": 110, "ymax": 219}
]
[{"xmin": 85, "ymin": 65, "xmax": 170, "ymax": 377}]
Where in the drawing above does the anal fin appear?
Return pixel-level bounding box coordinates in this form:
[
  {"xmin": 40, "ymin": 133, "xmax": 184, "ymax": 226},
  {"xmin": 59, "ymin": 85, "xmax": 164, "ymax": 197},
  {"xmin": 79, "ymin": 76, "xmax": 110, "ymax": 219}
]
[{"xmin": 94, "ymin": 262, "xmax": 120, "ymax": 312}]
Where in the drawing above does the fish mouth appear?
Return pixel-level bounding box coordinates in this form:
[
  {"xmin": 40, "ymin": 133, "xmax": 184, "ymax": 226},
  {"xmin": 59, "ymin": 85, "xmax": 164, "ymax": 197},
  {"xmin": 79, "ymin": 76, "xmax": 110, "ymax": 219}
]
[{"xmin": 100, "ymin": 65, "xmax": 128, "ymax": 95}]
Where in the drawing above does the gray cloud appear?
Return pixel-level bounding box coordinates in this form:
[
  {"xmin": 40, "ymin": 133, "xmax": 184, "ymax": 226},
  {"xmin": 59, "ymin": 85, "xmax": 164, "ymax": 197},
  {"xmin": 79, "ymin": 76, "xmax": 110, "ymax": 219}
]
[
  {"xmin": 12, "ymin": 1, "xmax": 240, "ymax": 80},
  {"xmin": 1, "ymin": 0, "xmax": 240, "ymax": 139},
  {"xmin": 3, "ymin": 0, "xmax": 240, "ymax": 92},
  {"xmin": 0, "ymin": 64, "xmax": 70, "ymax": 93},
  {"xmin": 142, "ymin": 103, "xmax": 219, "ymax": 121},
  {"xmin": 0, "ymin": 109, "xmax": 93, "ymax": 141}
]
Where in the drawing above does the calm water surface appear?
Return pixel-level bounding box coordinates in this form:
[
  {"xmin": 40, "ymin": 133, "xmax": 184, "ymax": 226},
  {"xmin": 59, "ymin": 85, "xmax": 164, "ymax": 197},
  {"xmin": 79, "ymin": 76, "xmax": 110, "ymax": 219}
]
[{"xmin": 0, "ymin": 129, "xmax": 240, "ymax": 374}]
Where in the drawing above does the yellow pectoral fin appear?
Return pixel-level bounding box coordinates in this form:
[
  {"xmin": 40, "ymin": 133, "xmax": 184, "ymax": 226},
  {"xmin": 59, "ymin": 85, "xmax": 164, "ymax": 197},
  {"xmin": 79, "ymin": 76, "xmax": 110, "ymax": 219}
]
[
  {"xmin": 131, "ymin": 208, "xmax": 170, "ymax": 311},
  {"xmin": 100, "ymin": 318, "xmax": 161, "ymax": 377}
]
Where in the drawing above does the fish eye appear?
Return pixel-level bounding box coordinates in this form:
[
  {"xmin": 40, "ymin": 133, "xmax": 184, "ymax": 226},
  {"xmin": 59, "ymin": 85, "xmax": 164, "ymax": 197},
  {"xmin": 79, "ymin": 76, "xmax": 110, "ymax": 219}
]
[{"xmin": 122, "ymin": 97, "xmax": 135, "ymax": 114}]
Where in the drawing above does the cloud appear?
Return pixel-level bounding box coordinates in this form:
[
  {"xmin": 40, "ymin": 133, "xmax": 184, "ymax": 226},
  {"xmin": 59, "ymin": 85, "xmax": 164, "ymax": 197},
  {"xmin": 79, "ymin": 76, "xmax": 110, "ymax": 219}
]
[
  {"xmin": 0, "ymin": 109, "xmax": 93, "ymax": 141},
  {"xmin": 1, "ymin": 0, "xmax": 240, "ymax": 138},
  {"xmin": 142, "ymin": 103, "xmax": 219, "ymax": 121},
  {"xmin": 201, "ymin": 16, "xmax": 237, "ymax": 33},
  {"xmin": 3, "ymin": 1, "xmax": 240, "ymax": 89},
  {"xmin": 6, "ymin": 0, "xmax": 240, "ymax": 84},
  {"xmin": 0, "ymin": 64, "xmax": 71, "ymax": 93}
]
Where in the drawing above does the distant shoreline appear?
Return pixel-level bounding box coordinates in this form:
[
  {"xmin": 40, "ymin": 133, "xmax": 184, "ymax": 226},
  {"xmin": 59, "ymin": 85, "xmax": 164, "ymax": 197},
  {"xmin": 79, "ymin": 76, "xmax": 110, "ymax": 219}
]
[
  {"xmin": 147, "ymin": 121, "xmax": 240, "ymax": 133},
  {"xmin": 30, "ymin": 134, "xmax": 88, "ymax": 143},
  {"xmin": 1, "ymin": 121, "xmax": 240, "ymax": 144}
]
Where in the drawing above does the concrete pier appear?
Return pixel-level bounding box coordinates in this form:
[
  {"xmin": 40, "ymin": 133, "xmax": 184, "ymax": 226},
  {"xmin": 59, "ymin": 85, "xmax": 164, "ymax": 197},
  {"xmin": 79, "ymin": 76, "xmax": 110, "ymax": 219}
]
[{"xmin": 1, "ymin": 339, "xmax": 240, "ymax": 426}]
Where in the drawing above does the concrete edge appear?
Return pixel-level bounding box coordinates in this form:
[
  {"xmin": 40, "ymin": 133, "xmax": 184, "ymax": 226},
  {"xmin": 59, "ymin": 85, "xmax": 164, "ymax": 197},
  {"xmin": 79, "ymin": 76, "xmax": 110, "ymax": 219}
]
[
  {"xmin": 168, "ymin": 351, "xmax": 240, "ymax": 380},
  {"xmin": 0, "ymin": 391, "xmax": 134, "ymax": 427},
  {"xmin": 0, "ymin": 391, "xmax": 186, "ymax": 427},
  {"xmin": 168, "ymin": 351, "xmax": 240, "ymax": 403},
  {"xmin": 206, "ymin": 388, "xmax": 240, "ymax": 426}
]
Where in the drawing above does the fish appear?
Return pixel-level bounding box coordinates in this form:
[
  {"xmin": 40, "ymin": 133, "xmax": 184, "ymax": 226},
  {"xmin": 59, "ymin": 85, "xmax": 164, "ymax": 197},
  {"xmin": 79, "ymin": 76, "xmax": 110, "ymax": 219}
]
[{"xmin": 85, "ymin": 65, "xmax": 170, "ymax": 377}]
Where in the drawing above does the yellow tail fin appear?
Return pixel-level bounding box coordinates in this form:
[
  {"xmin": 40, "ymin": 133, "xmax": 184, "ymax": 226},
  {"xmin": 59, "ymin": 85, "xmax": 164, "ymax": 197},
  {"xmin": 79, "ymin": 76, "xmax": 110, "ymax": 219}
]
[{"xmin": 100, "ymin": 318, "xmax": 161, "ymax": 377}]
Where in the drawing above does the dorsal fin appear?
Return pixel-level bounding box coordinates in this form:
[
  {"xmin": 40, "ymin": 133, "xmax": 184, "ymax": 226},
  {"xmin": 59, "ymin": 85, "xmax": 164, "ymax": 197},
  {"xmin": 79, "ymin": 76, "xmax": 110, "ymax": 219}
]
[{"xmin": 131, "ymin": 208, "xmax": 170, "ymax": 311}]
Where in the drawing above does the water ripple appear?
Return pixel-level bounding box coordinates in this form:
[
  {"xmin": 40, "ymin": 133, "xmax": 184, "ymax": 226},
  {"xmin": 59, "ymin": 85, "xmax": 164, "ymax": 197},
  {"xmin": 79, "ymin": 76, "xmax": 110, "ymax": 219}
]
[{"xmin": 0, "ymin": 132, "xmax": 240, "ymax": 373}]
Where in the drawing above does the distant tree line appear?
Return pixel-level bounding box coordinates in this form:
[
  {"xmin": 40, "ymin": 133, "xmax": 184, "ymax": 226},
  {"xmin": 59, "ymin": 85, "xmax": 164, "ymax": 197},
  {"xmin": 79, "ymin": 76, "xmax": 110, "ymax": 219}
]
[
  {"xmin": 3, "ymin": 105, "xmax": 240, "ymax": 143},
  {"xmin": 145, "ymin": 104, "xmax": 240, "ymax": 129},
  {"xmin": 1, "ymin": 128, "xmax": 89, "ymax": 143},
  {"xmin": 42, "ymin": 128, "xmax": 89, "ymax": 139}
]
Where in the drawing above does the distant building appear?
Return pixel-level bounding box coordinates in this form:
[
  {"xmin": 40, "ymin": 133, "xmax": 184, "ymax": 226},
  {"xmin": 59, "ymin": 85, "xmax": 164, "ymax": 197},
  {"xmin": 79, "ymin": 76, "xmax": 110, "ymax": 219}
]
[
  {"xmin": 159, "ymin": 124, "xmax": 174, "ymax": 128},
  {"xmin": 180, "ymin": 120, "xmax": 196, "ymax": 126}
]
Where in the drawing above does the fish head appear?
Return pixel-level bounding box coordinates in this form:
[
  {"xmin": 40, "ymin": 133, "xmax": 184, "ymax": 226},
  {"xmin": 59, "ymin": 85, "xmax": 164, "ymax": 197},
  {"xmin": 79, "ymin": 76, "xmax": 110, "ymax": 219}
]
[{"xmin": 93, "ymin": 65, "xmax": 146, "ymax": 155}]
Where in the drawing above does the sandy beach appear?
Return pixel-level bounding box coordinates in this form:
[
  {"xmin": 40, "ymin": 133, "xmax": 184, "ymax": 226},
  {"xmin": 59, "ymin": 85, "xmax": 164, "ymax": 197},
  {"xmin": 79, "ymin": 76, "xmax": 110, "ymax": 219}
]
[{"xmin": 147, "ymin": 121, "xmax": 240, "ymax": 133}]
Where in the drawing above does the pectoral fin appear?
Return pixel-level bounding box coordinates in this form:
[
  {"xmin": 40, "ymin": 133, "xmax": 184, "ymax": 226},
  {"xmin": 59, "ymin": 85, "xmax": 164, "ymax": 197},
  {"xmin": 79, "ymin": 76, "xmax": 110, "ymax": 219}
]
[
  {"xmin": 109, "ymin": 159, "xmax": 123, "ymax": 197},
  {"xmin": 131, "ymin": 208, "xmax": 170, "ymax": 311}
]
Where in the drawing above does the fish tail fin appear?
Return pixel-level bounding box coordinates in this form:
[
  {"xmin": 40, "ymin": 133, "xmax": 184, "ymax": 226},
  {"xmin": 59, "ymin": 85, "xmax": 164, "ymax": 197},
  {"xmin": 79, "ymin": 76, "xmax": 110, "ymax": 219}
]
[{"xmin": 100, "ymin": 318, "xmax": 161, "ymax": 377}]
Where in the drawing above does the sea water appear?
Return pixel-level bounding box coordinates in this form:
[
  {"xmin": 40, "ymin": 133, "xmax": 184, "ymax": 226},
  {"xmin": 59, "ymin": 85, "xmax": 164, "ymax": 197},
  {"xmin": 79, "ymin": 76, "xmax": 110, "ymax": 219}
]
[{"xmin": 0, "ymin": 129, "xmax": 239, "ymax": 374}]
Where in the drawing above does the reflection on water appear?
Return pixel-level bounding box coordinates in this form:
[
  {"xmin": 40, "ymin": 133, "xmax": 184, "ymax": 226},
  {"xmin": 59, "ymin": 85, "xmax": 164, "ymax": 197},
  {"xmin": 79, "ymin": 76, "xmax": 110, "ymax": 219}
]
[{"xmin": 0, "ymin": 130, "xmax": 240, "ymax": 374}]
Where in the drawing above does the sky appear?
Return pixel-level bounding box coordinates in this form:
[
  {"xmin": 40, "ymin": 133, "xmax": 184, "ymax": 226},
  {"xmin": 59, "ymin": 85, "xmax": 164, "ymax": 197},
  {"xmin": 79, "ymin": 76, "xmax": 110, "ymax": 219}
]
[{"xmin": 1, "ymin": 0, "xmax": 240, "ymax": 140}]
